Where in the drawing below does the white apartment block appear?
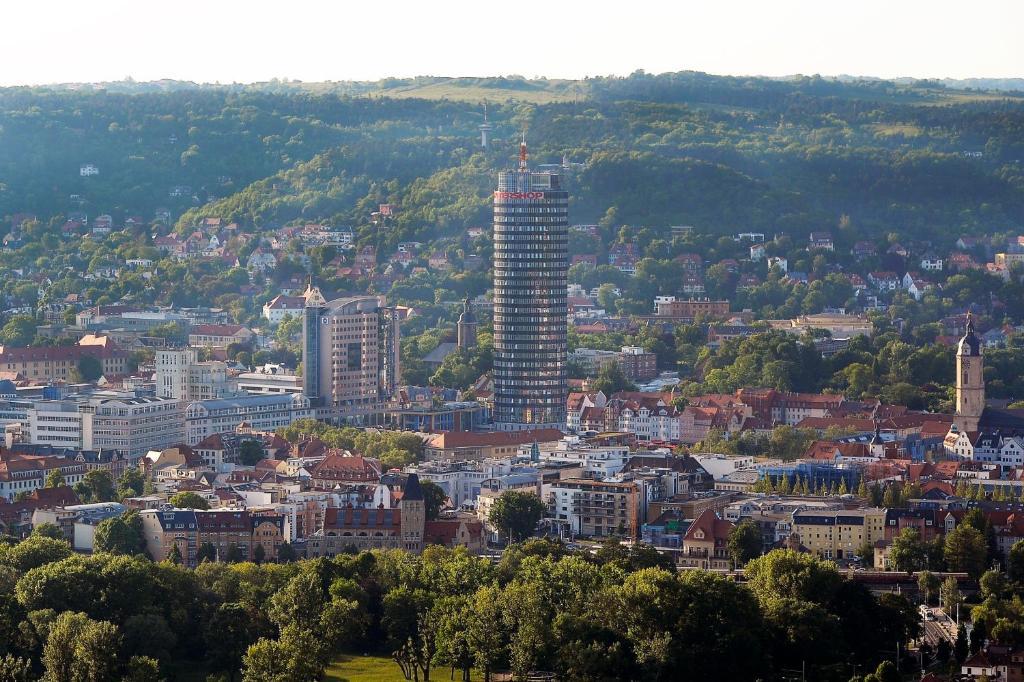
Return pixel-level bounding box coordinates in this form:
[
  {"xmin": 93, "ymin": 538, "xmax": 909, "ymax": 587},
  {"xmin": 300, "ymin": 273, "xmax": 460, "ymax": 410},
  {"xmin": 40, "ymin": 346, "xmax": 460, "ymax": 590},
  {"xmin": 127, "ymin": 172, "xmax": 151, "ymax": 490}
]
[
  {"xmin": 537, "ymin": 440, "xmax": 628, "ymax": 479},
  {"xmin": 616, "ymin": 405, "xmax": 683, "ymax": 442},
  {"xmin": 945, "ymin": 430, "xmax": 1024, "ymax": 473},
  {"xmin": 155, "ymin": 349, "xmax": 230, "ymax": 401},
  {"xmin": 409, "ymin": 459, "xmax": 542, "ymax": 509}
]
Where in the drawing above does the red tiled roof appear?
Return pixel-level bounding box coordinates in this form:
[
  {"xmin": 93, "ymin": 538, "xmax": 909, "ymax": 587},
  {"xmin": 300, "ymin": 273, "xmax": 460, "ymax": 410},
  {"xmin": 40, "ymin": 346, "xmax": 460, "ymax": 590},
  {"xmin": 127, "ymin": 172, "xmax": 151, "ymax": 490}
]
[
  {"xmin": 195, "ymin": 434, "xmax": 226, "ymax": 450},
  {"xmin": 27, "ymin": 485, "xmax": 81, "ymax": 507},
  {"xmin": 310, "ymin": 454, "xmax": 382, "ymax": 482},
  {"xmin": 683, "ymin": 509, "xmax": 733, "ymax": 544},
  {"xmin": 424, "ymin": 517, "xmax": 484, "ymax": 545},
  {"xmin": 266, "ymin": 295, "xmax": 305, "ymax": 310}
]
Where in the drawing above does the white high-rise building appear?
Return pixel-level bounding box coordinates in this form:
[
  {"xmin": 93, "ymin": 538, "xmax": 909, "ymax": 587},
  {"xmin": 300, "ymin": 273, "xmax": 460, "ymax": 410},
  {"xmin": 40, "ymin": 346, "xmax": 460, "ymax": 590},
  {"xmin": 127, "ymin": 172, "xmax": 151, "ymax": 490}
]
[{"xmin": 156, "ymin": 349, "xmax": 230, "ymax": 402}]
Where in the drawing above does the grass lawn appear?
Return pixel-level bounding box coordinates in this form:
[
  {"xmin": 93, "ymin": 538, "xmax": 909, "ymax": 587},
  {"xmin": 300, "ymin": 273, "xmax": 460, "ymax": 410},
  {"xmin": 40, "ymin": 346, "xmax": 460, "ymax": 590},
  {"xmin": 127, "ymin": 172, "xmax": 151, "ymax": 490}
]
[{"xmin": 325, "ymin": 655, "xmax": 485, "ymax": 681}]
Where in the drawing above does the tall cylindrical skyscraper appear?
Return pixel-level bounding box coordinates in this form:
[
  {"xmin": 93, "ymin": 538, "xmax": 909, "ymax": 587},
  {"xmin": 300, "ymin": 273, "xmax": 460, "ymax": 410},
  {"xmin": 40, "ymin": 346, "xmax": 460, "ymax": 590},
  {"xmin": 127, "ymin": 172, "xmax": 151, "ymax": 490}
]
[{"xmin": 492, "ymin": 141, "xmax": 568, "ymax": 430}]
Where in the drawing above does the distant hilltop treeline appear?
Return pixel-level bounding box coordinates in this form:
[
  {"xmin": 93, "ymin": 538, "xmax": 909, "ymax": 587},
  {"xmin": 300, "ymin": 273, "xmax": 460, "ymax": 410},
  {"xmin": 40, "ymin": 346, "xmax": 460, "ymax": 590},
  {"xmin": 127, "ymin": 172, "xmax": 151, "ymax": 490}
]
[
  {"xmin": 11, "ymin": 71, "xmax": 1024, "ymax": 96},
  {"xmin": 1, "ymin": 70, "xmax": 1023, "ymax": 247}
]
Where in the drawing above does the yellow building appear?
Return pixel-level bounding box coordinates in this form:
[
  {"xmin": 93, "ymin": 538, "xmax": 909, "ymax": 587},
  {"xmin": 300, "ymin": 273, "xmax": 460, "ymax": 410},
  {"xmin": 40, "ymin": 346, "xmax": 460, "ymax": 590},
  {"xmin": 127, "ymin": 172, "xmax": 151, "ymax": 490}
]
[{"xmin": 791, "ymin": 508, "xmax": 885, "ymax": 560}]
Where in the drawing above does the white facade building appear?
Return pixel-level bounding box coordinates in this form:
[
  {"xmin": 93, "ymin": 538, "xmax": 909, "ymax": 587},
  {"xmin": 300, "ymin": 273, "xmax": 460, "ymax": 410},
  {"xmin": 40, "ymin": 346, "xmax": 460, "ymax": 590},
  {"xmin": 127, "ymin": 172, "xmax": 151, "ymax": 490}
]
[
  {"xmin": 28, "ymin": 396, "xmax": 185, "ymax": 458},
  {"xmin": 185, "ymin": 393, "xmax": 311, "ymax": 445},
  {"xmin": 155, "ymin": 349, "xmax": 230, "ymax": 401},
  {"xmin": 617, "ymin": 404, "xmax": 684, "ymax": 442}
]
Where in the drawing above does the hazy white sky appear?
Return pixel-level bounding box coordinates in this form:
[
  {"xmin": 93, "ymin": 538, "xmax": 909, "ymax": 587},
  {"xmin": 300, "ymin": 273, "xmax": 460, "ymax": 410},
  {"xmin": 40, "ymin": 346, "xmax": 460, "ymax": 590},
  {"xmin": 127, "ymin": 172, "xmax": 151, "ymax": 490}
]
[{"xmin": 2, "ymin": 0, "xmax": 1022, "ymax": 85}]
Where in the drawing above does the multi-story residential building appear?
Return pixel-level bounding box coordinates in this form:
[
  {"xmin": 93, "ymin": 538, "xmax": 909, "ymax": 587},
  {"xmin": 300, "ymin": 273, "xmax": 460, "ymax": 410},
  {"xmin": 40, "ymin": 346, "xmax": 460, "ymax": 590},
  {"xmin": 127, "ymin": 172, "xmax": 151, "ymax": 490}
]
[
  {"xmin": 139, "ymin": 508, "xmax": 285, "ymax": 567},
  {"xmin": 548, "ymin": 478, "xmax": 639, "ymax": 539},
  {"xmin": 155, "ymin": 348, "xmax": 230, "ymax": 401},
  {"xmin": 569, "ymin": 348, "xmax": 621, "ymax": 376},
  {"xmin": 302, "ymin": 288, "xmax": 400, "ymax": 424},
  {"xmin": 492, "ymin": 140, "xmax": 569, "ymax": 431},
  {"xmin": 0, "ymin": 450, "xmax": 86, "ymax": 501},
  {"xmin": 185, "ymin": 393, "xmax": 312, "ymax": 445},
  {"xmin": 679, "ymin": 509, "xmax": 735, "ymax": 569},
  {"xmin": 617, "ymin": 346, "xmax": 658, "ymax": 381},
  {"xmin": 571, "ymin": 346, "xmax": 657, "ymax": 381},
  {"xmin": 193, "ymin": 433, "xmax": 239, "ymax": 471},
  {"xmin": 409, "ymin": 458, "xmax": 542, "ymax": 509},
  {"xmin": 28, "ymin": 396, "xmax": 185, "ymax": 458},
  {"xmin": 792, "ymin": 508, "xmax": 886, "ymax": 560},
  {"xmin": 617, "ymin": 400, "xmax": 685, "ymax": 442},
  {"xmin": 883, "ymin": 508, "xmax": 942, "ymax": 542},
  {"xmin": 945, "ymin": 430, "xmax": 1024, "ymax": 473},
  {"xmin": 735, "ymin": 388, "xmax": 844, "ymax": 427},
  {"xmin": 0, "ymin": 343, "xmax": 129, "ymax": 382}
]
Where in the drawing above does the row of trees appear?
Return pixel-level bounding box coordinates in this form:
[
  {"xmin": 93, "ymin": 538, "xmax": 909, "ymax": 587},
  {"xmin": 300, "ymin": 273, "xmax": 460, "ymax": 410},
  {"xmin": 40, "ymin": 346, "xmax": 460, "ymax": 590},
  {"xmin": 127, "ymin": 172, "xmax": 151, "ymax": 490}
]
[{"xmin": 0, "ymin": 531, "xmax": 931, "ymax": 682}]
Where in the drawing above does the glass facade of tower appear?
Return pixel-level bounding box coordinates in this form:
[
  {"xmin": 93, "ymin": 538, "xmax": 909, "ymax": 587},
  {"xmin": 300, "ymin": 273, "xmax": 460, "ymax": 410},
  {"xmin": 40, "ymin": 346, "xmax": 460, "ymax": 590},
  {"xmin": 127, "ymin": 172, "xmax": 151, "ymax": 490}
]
[{"xmin": 492, "ymin": 168, "xmax": 568, "ymax": 429}]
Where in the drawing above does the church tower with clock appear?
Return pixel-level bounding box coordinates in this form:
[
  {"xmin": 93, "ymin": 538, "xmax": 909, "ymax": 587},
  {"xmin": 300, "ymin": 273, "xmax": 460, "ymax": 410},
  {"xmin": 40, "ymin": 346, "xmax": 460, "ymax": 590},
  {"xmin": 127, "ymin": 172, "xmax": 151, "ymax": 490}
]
[{"xmin": 955, "ymin": 313, "xmax": 985, "ymax": 433}]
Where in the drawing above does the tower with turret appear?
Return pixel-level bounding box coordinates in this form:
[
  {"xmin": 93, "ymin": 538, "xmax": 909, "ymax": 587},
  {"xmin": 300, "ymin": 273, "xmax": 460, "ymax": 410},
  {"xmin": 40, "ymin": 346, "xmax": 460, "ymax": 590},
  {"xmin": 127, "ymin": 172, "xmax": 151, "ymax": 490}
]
[
  {"xmin": 400, "ymin": 473, "xmax": 425, "ymax": 551},
  {"xmin": 457, "ymin": 297, "xmax": 478, "ymax": 350},
  {"xmin": 955, "ymin": 313, "xmax": 985, "ymax": 433}
]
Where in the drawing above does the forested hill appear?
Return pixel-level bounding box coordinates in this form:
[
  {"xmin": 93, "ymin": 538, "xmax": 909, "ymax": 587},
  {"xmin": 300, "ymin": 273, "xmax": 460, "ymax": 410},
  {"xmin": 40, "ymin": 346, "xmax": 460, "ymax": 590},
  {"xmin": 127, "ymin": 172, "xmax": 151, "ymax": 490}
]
[{"xmin": 2, "ymin": 72, "xmax": 1023, "ymax": 245}]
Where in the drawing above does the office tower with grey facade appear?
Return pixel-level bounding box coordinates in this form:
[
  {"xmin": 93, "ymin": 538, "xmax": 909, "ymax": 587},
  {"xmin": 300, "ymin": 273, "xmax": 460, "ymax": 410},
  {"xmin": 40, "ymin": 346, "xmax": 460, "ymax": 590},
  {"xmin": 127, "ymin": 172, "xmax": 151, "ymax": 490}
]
[
  {"xmin": 302, "ymin": 285, "xmax": 400, "ymax": 424},
  {"xmin": 492, "ymin": 141, "xmax": 568, "ymax": 430}
]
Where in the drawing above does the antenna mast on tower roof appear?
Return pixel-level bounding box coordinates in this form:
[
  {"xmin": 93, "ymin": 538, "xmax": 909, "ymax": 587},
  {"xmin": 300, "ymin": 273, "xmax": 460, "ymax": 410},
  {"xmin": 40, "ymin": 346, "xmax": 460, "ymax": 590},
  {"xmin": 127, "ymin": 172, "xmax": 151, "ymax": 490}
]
[{"xmin": 519, "ymin": 131, "xmax": 528, "ymax": 170}]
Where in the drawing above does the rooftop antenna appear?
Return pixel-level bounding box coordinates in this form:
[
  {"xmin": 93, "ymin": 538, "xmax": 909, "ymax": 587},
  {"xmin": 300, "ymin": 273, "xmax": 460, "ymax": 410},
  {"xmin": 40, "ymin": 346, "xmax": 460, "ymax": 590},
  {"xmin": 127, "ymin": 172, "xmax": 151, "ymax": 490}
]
[{"xmin": 519, "ymin": 131, "xmax": 528, "ymax": 170}]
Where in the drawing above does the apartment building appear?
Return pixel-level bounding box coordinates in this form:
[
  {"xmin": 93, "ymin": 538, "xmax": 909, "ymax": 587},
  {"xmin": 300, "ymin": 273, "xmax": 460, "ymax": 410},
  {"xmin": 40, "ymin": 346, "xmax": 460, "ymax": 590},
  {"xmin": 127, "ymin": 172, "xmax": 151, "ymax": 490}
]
[
  {"xmin": 679, "ymin": 509, "xmax": 735, "ymax": 570},
  {"xmin": 792, "ymin": 508, "xmax": 886, "ymax": 560},
  {"xmin": 155, "ymin": 348, "xmax": 231, "ymax": 401},
  {"xmin": 571, "ymin": 346, "xmax": 657, "ymax": 381},
  {"xmin": 0, "ymin": 343, "xmax": 129, "ymax": 381},
  {"xmin": 549, "ymin": 478, "xmax": 639, "ymax": 539},
  {"xmin": 0, "ymin": 450, "xmax": 86, "ymax": 501},
  {"xmin": 139, "ymin": 508, "xmax": 285, "ymax": 567}
]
